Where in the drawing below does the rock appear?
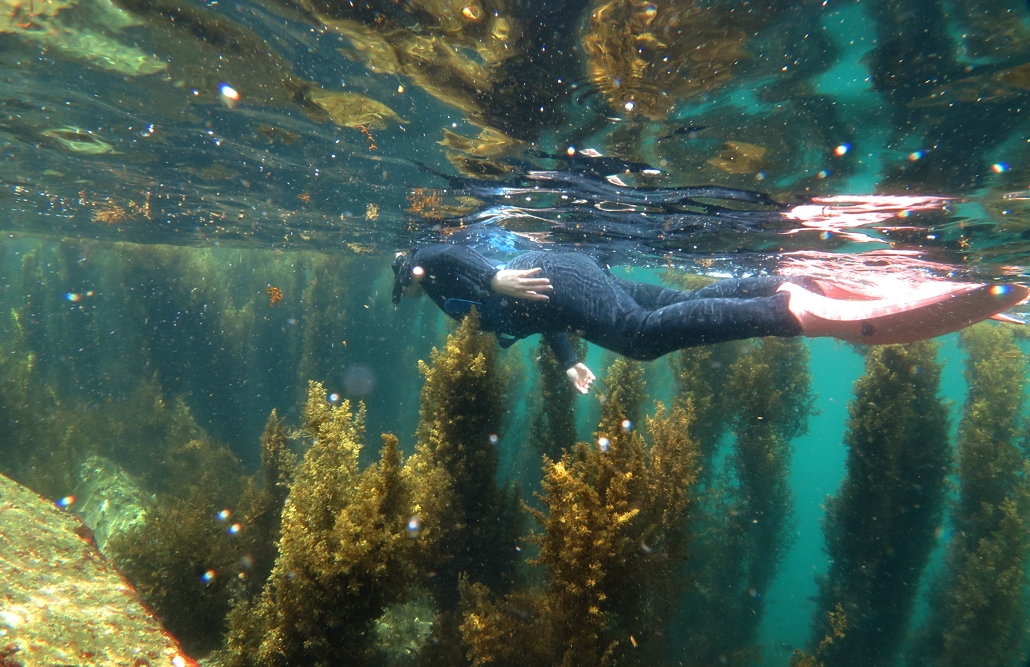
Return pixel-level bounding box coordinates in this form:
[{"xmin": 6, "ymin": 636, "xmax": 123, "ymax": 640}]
[
  {"xmin": 73, "ymin": 455, "xmax": 147, "ymax": 553},
  {"xmin": 0, "ymin": 473, "xmax": 196, "ymax": 667}
]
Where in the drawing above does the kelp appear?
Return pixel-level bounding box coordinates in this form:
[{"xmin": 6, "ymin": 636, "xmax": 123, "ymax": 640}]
[
  {"xmin": 528, "ymin": 334, "xmax": 586, "ymax": 462},
  {"xmin": 0, "ymin": 0, "xmax": 167, "ymax": 76},
  {"xmin": 309, "ymin": 90, "xmax": 408, "ymax": 130},
  {"xmin": 910, "ymin": 324, "xmax": 1030, "ymax": 667},
  {"xmin": 676, "ymin": 337, "xmax": 813, "ymax": 665},
  {"xmin": 107, "ymin": 400, "xmax": 288, "ymax": 655},
  {"xmin": 810, "ymin": 341, "xmax": 950, "ymax": 667},
  {"xmin": 415, "ymin": 310, "xmax": 520, "ymax": 604},
  {"xmin": 581, "ymin": 0, "xmax": 748, "ymax": 120},
  {"xmin": 226, "ymin": 382, "xmax": 453, "ymax": 667},
  {"xmin": 461, "ymin": 358, "xmax": 700, "ymax": 667}
]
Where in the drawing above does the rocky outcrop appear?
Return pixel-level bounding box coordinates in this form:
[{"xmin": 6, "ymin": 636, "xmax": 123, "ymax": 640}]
[{"xmin": 0, "ymin": 473, "xmax": 196, "ymax": 667}]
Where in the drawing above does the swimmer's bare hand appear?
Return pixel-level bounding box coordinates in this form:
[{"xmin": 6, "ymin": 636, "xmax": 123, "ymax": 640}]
[
  {"xmin": 566, "ymin": 363, "xmax": 595, "ymax": 395},
  {"xmin": 491, "ymin": 268, "xmax": 552, "ymax": 301}
]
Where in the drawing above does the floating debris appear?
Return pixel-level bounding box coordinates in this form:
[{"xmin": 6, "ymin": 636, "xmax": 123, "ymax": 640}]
[
  {"xmin": 308, "ymin": 90, "xmax": 407, "ymax": 130},
  {"xmin": 257, "ymin": 123, "xmax": 300, "ymax": 145},
  {"xmin": 707, "ymin": 141, "xmax": 768, "ymax": 175},
  {"xmin": 41, "ymin": 127, "xmax": 114, "ymax": 154}
]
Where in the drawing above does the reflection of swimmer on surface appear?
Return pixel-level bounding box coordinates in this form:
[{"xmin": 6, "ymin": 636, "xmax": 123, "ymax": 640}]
[{"xmin": 392, "ymin": 244, "xmax": 1029, "ymax": 395}]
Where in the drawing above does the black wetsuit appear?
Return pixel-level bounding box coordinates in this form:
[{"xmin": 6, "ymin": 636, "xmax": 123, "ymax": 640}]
[{"xmin": 408, "ymin": 244, "xmax": 802, "ymax": 369}]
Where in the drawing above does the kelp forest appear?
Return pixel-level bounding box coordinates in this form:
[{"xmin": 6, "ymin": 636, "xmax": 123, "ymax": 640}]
[{"xmin": 1, "ymin": 237, "xmax": 1030, "ymax": 667}]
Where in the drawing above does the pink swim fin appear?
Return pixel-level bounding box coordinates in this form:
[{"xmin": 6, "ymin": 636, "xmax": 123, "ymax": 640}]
[{"xmin": 779, "ymin": 282, "xmax": 1030, "ymax": 345}]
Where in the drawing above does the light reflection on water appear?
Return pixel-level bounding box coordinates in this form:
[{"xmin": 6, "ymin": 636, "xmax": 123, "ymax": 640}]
[{"xmin": 0, "ymin": 0, "xmax": 1029, "ymax": 278}]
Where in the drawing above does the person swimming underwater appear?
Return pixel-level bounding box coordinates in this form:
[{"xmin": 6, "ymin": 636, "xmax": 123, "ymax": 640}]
[{"xmin": 392, "ymin": 244, "xmax": 1029, "ymax": 395}]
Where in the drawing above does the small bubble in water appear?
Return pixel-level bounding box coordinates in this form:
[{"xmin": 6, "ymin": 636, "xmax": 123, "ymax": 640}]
[
  {"xmin": 56, "ymin": 495, "xmax": 75, "ymax": 509},
  {"xmin": 624, "ymin": 100, "xmax": 635, "ymax": 111},
  {"xmin": 201, "ymin": 569, "xmax": 216, "ymax": 584},
  {"xmin": 343, "ymin": 364, "xmax": 376, "ymax": 396},
  {"xmin": 908, "ymin": 151, "xmax": 923, "ymax": 161},
  {"xmin": 489, "ymin": 434, "xmax": 499, "ymax": 444},
  {"xmin": 407, "ymin": 516, "xmax": 422, "ymax": 538},
  {"xmin": 217, "ymin": 509, "xmax": 231, "ymax": 521},
  {"xmin": 598, "ymin": 437, "xmax": 610, "ymax": 453},
  {"xmin": 621, "ymin": 419, "xmax": 632, "ymax": 432},
  {"xmin": 834, "ymin": 144, "xmax": 850, "ymax": 156},
  {"xmin": 992, "ymin": 162, "xmax": 1009, "ymax": 174},
  {"xmin": 228, "ymin": 523, "xmax": 241, "ymax": 535},
  {"xmin": 218, "ymin": 83, "xmax": 241, "ymax": 109},
  {"xmin": 65, "ymin": 293, "xmax": 81, "ymax": 302},
  {"xmin": 328, "ymin": 393, "xmax": 340, "ymax": 403}
]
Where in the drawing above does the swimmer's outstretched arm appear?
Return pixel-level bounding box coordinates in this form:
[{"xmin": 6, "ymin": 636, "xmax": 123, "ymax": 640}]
[
  {"xmin": 542, "ymin": 331, "xmax": 594, "ymax": 394},
  {"xmin": 490, "ymin": 268, "xmax": 552, "ymax": 301}
]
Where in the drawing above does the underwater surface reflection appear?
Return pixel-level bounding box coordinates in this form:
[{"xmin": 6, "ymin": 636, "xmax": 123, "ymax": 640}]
[{"xmin": 2, "ymin": 1, "xmax": 1030, "ymax": 667}]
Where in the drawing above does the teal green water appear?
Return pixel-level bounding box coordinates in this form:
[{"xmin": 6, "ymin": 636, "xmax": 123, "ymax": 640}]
[{"xmin": 3, "ymin": 0, "xmax": 1030, "ymax": 665}]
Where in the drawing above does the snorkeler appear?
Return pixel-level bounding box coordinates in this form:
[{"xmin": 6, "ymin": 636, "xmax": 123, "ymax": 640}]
[{"xmin": 392, "ymin": 244, "xmax": 1029, "ymax": 395}]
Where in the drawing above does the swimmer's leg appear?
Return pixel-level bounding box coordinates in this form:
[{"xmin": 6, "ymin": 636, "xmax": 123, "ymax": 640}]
[
  {"xmin": 611, "ymin": 276, "xmax": 789, "ymax": 309},
  {"xmin": 617, "ymin": 292, "xmax": 803, "ymax": 359}
]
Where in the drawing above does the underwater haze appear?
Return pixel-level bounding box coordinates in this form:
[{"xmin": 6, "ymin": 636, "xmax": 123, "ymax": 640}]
[{"xmin": 2, "ymin": 0, "xmax": 1030, "ymax": 666}]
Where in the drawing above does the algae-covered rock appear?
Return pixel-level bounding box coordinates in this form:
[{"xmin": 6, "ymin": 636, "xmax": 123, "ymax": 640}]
[
  {"xmin": 72, "ymin": 454, "xmax": 147, "ymax": 552},
  {"xmin": 0, "ymin": 472, "xmax": 196, "ymax": 667}
]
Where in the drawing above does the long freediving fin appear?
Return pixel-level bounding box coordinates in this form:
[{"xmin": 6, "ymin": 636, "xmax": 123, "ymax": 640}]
[{"xmin": 780, "ymin": 282, "xmax": 1030, "ymax": 345}]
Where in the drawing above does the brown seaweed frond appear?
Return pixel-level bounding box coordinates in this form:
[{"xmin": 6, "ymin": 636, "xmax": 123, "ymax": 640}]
[
  {"xmin": 791, "ymin": 603, "xmax": 847, "ymax": 667},
  {"xmin": 459, "ymin": 579, "xmax": 555, "ymax": 667},
  {"xmin": 910, "ymin": 324, "xmax": 1030, "ymax": 667},
  {"xmin": 811, "ymin": 341, "xmax": 949, "ymax": 667},
  {"xmin": 414, "ymin": 310, "xmax": 518, "ymax": 601},
  {"xmin": 228, "ymin": 382, "xmax": 453, "ymax": 667},
  {"xmin": 670, "ymin": 339, "xmax": 747, "ymax": 480},
  {"xmin": 678, "ymin": 337, "xmax": 813, "ymax": 664},
  {"xmin": 108, "ymin": 435, "xmax": 259, "ymax": 656},
  {"xmin": 517, "ymin": 360, "xmax": 700, "ymax": 667},
  {"xmin": 581, "ymin": 0, "xmax": 749, "ymax": 119},
  {"xmin": 528, "ymin": 334, "xmax": 586, "ymax": 461}
]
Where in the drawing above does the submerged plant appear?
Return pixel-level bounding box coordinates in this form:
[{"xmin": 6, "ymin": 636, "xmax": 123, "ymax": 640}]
[
  {"xmin": 462, "ymin": 359, "xmax": 700, "ymax": 667},
  {"xmin": 416, "ymin": 310, "xmax": 520, "ymax": 605},
  {"xmin": 582, "ymin": 0, "xmax": 749, "ymax": 119},
  {"xmin": 528, "ymin": 335, "xmax": 586, "ymax": 462},
  {"xmin": 670, "ymin": 339, "xmax": 747, "ymax": 486},
  {"xmin": 677, "ymin": 337, "xmax": 813, "ymax": 665},
  {"xmin": 811, "ymin": 341, "xmax": 950, "ymax": 667},
  {"xmin": 910, "ymin": 324, "xmax": 1030, "ymax": 667},
  {"xmin": 227, "ymin": 382, "xmax": 452, "ymax": 667},
  {"xmin": 107, "ymin": 432, "xmax": 261, "ymax": 656}
]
